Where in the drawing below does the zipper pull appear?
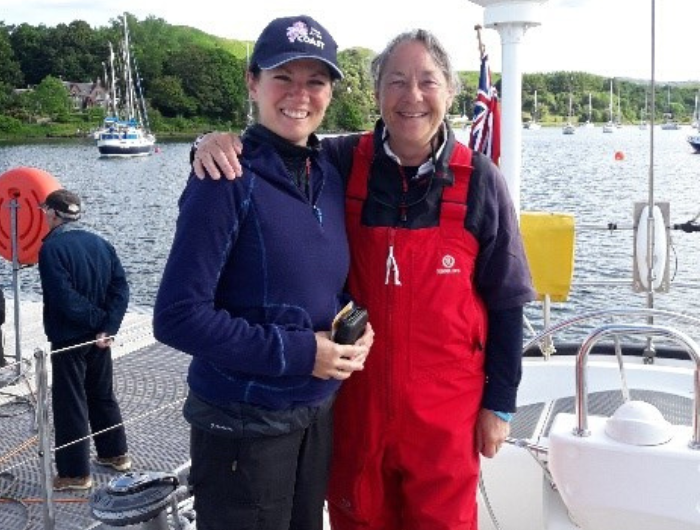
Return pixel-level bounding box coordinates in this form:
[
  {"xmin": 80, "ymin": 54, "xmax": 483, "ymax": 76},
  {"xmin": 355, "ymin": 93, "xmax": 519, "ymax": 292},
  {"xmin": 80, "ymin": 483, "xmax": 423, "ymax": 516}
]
[
  {"xmin": 385, "ymin": 244, "xmax": 402, "ymax": 285},
  {"xmin": 313, "ymin": 206, "xmax": 323, "ymax": 225}
]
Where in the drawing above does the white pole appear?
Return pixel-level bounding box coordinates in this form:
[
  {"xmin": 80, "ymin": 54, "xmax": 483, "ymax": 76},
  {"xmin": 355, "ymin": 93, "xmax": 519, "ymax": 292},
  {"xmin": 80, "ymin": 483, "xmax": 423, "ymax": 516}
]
[
  {"xmin": 497, "ymin": 24, "xmax": 526, "ymax": 213},
  {"xmin": 469, "ymin": 0, "xmax": 547, "ymax": 210}
]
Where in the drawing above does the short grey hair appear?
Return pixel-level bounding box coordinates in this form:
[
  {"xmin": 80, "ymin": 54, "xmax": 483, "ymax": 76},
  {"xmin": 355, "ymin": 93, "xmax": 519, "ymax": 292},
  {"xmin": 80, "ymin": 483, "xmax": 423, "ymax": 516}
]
[{"xmin": 370, "ymin": 29, "xmax": 461, "ymax": 96}]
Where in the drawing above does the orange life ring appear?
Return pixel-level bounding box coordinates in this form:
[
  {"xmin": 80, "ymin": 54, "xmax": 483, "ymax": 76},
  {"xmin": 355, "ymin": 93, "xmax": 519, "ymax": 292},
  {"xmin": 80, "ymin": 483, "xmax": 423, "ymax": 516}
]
[{"xmin": 0, "ymin": 167, "xmax": 62, "ymax": 265}]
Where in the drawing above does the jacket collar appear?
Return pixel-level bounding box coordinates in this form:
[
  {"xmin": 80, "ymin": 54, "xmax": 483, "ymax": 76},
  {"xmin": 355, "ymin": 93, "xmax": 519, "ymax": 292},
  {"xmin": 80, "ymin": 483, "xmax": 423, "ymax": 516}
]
[
  {"xmin": 372, "ymin": 119, "xmax": 456, "ymax": 185},
  {"xmin": 42, "ymin": 220, "xmax": 81, "ymax": 242}
]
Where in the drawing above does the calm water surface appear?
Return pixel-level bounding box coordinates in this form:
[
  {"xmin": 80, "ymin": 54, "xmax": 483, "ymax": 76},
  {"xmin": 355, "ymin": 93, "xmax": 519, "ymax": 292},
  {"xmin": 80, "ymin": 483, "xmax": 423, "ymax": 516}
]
[
  {"xmin": 0, "ymin": 138, "xmax": 190, "ymax": 308},
  {"xmin": 1, "ymin": 129, "xmax": 699, "ymax": 330}
]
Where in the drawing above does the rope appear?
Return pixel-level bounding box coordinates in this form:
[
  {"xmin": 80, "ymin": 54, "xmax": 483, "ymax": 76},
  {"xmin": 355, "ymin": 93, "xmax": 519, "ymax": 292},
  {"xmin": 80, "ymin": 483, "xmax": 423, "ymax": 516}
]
[
  {"xmin": 0, "ymin": 396, "xmax": 186, "ymax": 476},
  {"xmin": 0, "ymin": 435, "xmax": 37, "ymax": 467},
  {"xmin": 0, "ymin": 497, "xmax": 88, "ymax": 504},
  {"xmin": 478, "ymin": 470, "xmax": 503, "ymax": 530}
]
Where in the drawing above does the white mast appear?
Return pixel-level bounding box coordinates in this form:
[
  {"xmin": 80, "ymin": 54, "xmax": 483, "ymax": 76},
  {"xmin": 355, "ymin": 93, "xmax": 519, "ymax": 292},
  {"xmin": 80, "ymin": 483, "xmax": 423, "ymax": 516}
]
[
  {"xmin": 533, "ymin": 90, "xmax": 538, "ymax": 123},
  {"xmin": 108, "ymin": 42, "xmax": 117, "ymax": 117},
  {"xmin": 122, "ymin": 14, "xmax": 135, "ymax": 122},
  {"xmin": 617, "ymin": 84, "xmax": 622, "ymax": 125},
  {"xmin": 588, "ymin": 92, "xmax": 592, "ymax": 123}
]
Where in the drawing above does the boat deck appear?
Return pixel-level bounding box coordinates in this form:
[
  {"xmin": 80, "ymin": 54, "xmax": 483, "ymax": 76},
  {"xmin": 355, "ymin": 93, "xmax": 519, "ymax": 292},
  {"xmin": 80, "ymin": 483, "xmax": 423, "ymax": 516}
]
[
  {"xmin": 0, "ymin": 301, "xmax": 190, "ymax": 530},
  {"xmin": 511, "ymin": 387, "xmax": 694, "ymax": 442},
  {"xmin": 2, "ymin": 301, "xmax": 694, "ymax": 530}
]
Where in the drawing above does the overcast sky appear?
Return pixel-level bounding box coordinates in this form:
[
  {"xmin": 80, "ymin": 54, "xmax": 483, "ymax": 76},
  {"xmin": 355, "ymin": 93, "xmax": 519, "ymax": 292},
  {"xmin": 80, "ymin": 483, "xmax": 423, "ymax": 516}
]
[{"xmin": 1, "ymin": 0, "xmax": 697, "ymax": 82}]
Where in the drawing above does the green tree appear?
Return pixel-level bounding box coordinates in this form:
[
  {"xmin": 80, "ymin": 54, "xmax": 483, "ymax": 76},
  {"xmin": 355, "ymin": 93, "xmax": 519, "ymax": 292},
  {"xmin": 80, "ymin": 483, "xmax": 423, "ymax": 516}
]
[
  {"xmin": 0, "ymin": 114, "xmax": 22, "ymax": 133},
  {"xmin": 0, "ymin": 24, "xmax": 24, "ymax": 88},
  {"xmin": 165, "ymin": 46, "xmax": 246, "ymax": 125},
  {"xmin": 0, "ymin": 24, "xmax": 24, "ymax": 113},
  {"xmin": 325, "ymin": 47, "xmax": 376, "ymax": 131},
  {"xmin": 149, "ymin": 75, "xmax": 197, "ymax": 117},
  {"xmin": 50, "ymin": 21, "xmax": 104, "ymax": 82},
  {"xmin": 31, "ymin": 75, "xmax": 70, "ymax": 120},
  {"xmin": 9, "ymin": 23, "xmax": 53, "ymax": 86}
]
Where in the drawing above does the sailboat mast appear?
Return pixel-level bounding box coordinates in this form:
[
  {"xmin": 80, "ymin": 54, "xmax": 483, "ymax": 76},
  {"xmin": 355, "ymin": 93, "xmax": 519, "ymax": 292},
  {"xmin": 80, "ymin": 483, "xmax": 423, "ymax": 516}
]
[
  {"xmin": 588, "ymin": 92, "xmax": 592, "ymax": 122},
  {"xmin": 645, "ymin": 92, "xmax": 648, "ymax": 121},
  {"xmin": 533, "ymin": 90, "xmax": 537, "ymax": 121},
  {"xmin": 108, "ymin": 42, "xmax": 117, "ymax": 117},
  {"xmin": 133, "ymin": 54, "xmax": 150, "ymax": 133},
  {"xmin": 123, "ymin": 14, "xmax": 134, "ymax": 122}
]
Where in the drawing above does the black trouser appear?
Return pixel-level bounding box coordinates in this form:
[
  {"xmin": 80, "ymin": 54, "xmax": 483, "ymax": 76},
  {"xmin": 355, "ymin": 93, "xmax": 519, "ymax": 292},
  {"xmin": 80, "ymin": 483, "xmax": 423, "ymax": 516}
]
[
  {"xmin": 0, "ymin": 326, "xmax": 5, "ymax": 367},
  {"xmin": 51, "ymin": 341, "xmax": 128, "ymax": 477},
  {"xmin": 190, "ymin": 404, "xmax": 333, "ymax": 530}
]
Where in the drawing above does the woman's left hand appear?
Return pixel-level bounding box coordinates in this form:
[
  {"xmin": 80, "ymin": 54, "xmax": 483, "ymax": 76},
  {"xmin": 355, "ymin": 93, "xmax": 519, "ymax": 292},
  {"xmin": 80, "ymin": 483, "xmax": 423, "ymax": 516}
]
[{"xmin": 475, "ymin": 408, "xmax": 510, "ymax": 458}]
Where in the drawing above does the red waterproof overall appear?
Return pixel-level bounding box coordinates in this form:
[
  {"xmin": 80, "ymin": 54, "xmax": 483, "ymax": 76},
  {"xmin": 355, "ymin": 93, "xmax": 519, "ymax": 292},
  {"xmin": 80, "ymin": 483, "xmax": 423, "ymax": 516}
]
[{"xmin": 328, "ymin": 135, "xmax": 488, "ymax": 530}]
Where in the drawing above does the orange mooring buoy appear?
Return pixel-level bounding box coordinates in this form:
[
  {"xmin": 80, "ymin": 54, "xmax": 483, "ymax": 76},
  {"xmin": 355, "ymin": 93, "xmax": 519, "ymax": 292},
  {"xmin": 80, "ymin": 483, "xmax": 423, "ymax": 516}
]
[{"xmin": 614, "ymin": 151, "xmax": 625, "ymax": 161}]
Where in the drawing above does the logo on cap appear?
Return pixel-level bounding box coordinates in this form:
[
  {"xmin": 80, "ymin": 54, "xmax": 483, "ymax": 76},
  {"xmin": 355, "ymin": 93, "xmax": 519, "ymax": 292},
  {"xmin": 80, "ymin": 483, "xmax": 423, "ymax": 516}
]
[{"xmin": 286, "ymin": 21, "xmax": 326, "ymax": 50}]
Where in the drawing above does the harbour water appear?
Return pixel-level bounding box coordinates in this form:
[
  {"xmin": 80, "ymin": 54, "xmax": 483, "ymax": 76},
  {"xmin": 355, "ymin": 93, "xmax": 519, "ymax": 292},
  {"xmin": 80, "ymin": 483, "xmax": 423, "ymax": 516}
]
[
  {"xmin": 1, "ymin": 127, "xmax": 700, "ymax": 326},
  {"xmin": 0, "ymin": 139, "xmax": 191, "ymax": 308}
]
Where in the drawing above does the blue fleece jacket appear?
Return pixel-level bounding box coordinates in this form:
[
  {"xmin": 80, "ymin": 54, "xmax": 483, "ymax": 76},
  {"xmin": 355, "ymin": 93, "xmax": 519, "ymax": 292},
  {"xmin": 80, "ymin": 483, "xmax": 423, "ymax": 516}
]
[{"xmin": 153, "ymin": 137, "xmax": 350, "ymax": 410}]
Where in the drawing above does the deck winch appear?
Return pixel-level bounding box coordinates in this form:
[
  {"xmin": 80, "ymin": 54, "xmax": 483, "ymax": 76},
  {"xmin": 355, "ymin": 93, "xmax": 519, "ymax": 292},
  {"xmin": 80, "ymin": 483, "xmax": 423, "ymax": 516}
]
[{"xmin": 89, "ymin": 471, "xmax": 187, "ymax": 529}]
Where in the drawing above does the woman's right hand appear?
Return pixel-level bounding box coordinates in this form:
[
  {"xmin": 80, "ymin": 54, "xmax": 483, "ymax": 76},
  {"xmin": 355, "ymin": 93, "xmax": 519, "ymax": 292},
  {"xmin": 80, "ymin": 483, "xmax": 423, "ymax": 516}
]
[
  {"xmin": 192, "ymin": 132, "xmax": 244, "ymax": 180},
  {"xmin": 313, "ymin": 328, "xmax": 372, "ymax": 380}
]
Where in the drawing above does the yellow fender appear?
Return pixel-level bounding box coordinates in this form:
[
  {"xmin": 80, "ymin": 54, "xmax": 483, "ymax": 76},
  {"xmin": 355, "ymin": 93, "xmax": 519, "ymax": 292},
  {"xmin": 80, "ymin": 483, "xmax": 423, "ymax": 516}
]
[{"xmin": 520, "ymin": 211, "xmax": 575, "ymax": 302}]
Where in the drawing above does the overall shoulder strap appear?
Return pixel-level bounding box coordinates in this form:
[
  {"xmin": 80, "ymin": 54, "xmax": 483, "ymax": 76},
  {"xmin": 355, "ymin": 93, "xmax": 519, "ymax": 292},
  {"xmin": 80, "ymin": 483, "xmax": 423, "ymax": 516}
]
[
  {"xmin": 346, "ymin": 133, "xmax": 374, "ymax": 201},
  {"xmin": 441, "ymin": 142, "xmax": 473, "ymax": 206}
]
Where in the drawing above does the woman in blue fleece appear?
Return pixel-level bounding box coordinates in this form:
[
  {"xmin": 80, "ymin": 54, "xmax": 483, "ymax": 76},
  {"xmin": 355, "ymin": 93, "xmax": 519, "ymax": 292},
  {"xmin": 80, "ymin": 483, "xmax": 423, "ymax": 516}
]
[{"xmin": 153, "ymin": 15, "xmax": 372, "ymax": 530}]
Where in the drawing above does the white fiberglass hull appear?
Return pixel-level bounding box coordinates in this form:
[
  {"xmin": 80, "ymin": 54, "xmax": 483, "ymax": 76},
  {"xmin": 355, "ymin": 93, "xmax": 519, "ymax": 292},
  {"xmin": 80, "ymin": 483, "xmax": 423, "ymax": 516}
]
[{"xmin": 97, "ymin": 132, "xmax": 155, "ymax": 158}]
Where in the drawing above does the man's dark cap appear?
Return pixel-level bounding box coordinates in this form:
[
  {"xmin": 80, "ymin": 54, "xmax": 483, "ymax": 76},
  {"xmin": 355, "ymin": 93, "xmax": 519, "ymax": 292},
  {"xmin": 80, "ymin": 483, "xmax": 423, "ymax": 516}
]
[
  {"xmin": 41, "ymin": 189, "xmax": 82, "ymax": 220},
  {"xmin": 250, "ymin": 15, "xmax": 343, "ymax": 80}
]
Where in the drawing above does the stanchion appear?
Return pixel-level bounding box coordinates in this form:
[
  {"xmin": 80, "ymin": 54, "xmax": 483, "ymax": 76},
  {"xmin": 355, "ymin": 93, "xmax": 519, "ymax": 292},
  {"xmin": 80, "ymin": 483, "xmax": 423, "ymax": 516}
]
[
  {"xmin": 9, "ymin": 197, "xmax": 24, "ymax": 379},
  {"xmin": 35, "ymin": 345, "xmax": 55, "ymax": 530}
]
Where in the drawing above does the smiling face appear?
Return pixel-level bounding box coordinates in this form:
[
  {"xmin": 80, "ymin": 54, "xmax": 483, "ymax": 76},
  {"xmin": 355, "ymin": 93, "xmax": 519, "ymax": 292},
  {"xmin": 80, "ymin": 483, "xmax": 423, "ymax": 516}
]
[
  {"xmin": 376, "ymin": 40, "xmax": 454, "ymax": 165},
  {"xmin": 247, "ymin": 59, "xmax": 333, "ymax": 146}
]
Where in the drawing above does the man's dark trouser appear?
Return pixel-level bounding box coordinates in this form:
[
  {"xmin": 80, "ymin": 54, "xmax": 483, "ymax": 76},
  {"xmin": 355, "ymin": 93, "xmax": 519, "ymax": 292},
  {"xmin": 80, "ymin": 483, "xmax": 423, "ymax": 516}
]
[
  {"xmin": 51, "ymin": 341, "xmax": 128, "ymax": 477},
  {"xmin": 190, "ymin": 404, "xmax": 333, "ymax": 530}
]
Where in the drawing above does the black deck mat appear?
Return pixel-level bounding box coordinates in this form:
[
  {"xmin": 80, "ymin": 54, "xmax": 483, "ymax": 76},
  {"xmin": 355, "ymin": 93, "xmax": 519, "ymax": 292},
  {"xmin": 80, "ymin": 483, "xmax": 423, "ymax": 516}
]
[
  {"xmin": 512, "ymin": 388, "xmax": 693, "ymax": 443},
  {"xmin": 0, "ymin": 342, "xmax": 190, "ymax": 530}
]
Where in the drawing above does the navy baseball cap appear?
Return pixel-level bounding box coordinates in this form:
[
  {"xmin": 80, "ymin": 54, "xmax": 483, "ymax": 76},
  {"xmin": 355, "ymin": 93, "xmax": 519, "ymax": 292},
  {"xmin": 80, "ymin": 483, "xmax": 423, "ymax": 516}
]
[{"xmin": 250, "ymin": 15, "xmax": 344, "ymax": 80}]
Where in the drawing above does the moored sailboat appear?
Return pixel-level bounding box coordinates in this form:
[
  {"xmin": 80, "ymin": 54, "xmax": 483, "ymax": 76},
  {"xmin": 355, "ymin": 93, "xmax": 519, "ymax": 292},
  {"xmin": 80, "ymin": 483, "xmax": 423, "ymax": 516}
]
[
  {"xmin": 602, "ymin": 79, "xmax": 615, "ymax": 133},
  {"xmin": 660, "ymin": 85, "xmax": 681, "ymax": 130},
  {"xmin": 583, "ymin": 92, "xmax": 594, "ymax": 127},
  {"xmin": 562, "ymin": 92, "xmax": 575, "ymax": 134},
  {"xmin": 96, "ymin": 14, "xmax": 156, "ymax": 157},
  {"xmin": 639, "ymin": 92, "xmax": 649, "ymax": 129},
  {"xmin": 524, "ymin": 90, "xmax": 541, "ymax": 130}
]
